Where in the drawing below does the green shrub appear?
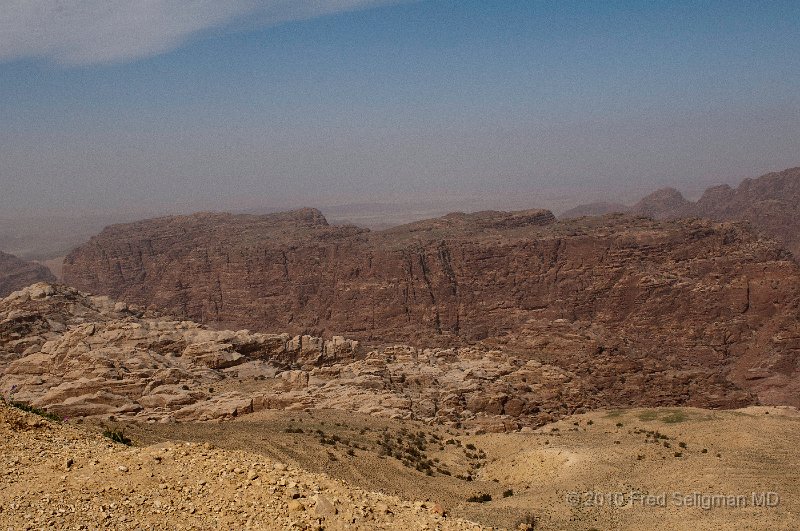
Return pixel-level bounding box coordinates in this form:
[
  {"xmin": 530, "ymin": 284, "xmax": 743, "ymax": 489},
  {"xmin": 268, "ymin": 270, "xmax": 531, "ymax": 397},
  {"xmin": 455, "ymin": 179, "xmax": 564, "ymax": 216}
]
[
  {"xmin": 102, "ymin": 426, "xmax": 132, "ymax": 446},
  {"xmin": 7, "ymin": 400, "xmax": 61, "ymax": 422}
]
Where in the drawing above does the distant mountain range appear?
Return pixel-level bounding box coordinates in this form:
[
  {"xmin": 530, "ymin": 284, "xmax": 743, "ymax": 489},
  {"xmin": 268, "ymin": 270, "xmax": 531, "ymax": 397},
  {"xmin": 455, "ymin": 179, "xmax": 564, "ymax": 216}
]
[{"xmin": 561, "ymin": 166, "xmax": 800, "ymax": 259}]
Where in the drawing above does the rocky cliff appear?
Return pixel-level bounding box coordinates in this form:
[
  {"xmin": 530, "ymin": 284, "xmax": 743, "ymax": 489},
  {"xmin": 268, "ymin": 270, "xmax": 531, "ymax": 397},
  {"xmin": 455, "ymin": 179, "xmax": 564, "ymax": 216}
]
[
  {"xmin": 4, "ymin": 282, "xmax": 799, "ymax": 431},
  {"xmin": 61, "ymin": 206, "xmax": 800, "ymax": 410},
  {"xmin": 0, "ymin": 251, "xmax": 55, "ymax": 297}
]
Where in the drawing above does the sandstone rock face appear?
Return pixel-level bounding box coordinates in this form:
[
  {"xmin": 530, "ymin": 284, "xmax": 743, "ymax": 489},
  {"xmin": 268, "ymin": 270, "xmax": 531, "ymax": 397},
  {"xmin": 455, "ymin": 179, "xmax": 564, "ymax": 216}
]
[
  {"xmin": 0, "ymin": 251, "xmax": 56, "ymax": 297},
  {"xmin": 60, "ymin": 206, "xmax": 800, "ymax": 409},
  {"xmin": 0, "ymin": 283, "xmax": 358, "ymax": 422},
  {"xmin": 2, "ymin": 283, "xmax": 799, "ymax": 426}
]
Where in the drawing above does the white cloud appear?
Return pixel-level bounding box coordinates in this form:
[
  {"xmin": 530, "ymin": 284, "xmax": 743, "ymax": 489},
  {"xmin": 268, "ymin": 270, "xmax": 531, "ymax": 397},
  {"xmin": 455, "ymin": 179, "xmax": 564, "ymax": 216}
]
[{"xmin": 0, "ymin": 0, "xmax": 406, "ymax": 66}]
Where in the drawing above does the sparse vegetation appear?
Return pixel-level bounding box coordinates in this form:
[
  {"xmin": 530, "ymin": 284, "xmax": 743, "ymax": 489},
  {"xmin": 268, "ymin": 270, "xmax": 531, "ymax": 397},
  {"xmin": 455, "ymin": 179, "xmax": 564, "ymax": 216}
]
[
  {"xmin": 102, "ymin": 426, "xmax": 132, "ymax": 446},
  {"xmin": 466, "ymin": 493, "xmax": 492, "ymax": 503},
  {"xmin": 3, "ymin": 398, "xmax": 61, "ymax": 422},
  {"xmin": 637, "ymin": 409, "xmax": 688, "ymax": 424},
  {"xmin": 662, "ymin": 411, "xmax": 687, "ymax": 423},
  {"xmin": 503, "ymin": 489, "xmax": 514, "ymax": 498}
]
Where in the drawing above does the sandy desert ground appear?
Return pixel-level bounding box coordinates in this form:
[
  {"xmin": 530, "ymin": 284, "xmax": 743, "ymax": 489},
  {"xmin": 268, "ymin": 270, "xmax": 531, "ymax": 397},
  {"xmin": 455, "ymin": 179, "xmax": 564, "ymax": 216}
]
[{"xmin": 120, "ymin": 405, "xmax": 800, "ymax": 530}]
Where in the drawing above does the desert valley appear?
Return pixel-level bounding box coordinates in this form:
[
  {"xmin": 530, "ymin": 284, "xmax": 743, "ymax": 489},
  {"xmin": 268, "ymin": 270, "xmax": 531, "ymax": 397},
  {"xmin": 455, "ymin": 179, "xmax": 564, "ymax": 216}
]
[{"xmin": 3, "ymin": 2, "xmax": 800, "ymax": 530}]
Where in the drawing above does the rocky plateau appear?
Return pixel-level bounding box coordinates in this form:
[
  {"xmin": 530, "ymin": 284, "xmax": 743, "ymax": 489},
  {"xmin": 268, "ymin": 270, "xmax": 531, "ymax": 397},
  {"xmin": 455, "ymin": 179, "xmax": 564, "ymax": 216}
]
[{"xmin": 62, "ymin": 202, "xmax": 800, "ymax": 411}]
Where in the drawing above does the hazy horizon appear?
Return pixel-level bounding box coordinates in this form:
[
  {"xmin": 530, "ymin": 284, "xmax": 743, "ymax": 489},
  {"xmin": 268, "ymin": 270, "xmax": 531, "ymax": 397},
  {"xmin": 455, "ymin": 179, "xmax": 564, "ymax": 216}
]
[{"xmin": 2, "ymin": 0, "xmax": 799, "ymax": 220}]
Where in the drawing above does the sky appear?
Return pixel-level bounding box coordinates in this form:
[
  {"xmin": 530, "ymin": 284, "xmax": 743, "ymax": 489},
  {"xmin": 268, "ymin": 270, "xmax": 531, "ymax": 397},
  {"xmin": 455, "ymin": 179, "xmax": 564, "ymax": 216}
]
[{"xmin": 1, "ymin": 0, "xmax": 799, "ymax": 218}]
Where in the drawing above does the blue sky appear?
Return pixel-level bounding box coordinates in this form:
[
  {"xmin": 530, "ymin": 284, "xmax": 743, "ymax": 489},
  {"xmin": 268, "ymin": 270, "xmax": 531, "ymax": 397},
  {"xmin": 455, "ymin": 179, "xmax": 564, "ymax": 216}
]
[{"xmin": 1, "ymin": 0, "xmax": 799, "ymax": 217}]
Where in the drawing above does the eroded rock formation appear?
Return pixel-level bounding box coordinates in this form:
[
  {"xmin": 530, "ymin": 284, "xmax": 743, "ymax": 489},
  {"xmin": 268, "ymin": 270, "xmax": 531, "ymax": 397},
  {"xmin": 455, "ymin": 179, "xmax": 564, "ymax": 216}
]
[
  {"xmin": 0, "ymin": 283, "xmax": 357, "ymax": 422},
  {"xmin": 55, "ymin": 203, "xmax": 800, "ymax": 411}
]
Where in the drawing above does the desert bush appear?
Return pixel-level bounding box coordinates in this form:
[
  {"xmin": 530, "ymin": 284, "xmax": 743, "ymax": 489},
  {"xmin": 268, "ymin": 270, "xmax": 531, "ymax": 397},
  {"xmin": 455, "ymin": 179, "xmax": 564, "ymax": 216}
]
[
  {"xmin": 466, "ymin": 493, "xmax": 492, "ymax": 503},
  {"xmin": 102, "ymin": 426, "xmax": 132, "ymax": 446},
  {"xmin": 6, "ymin": 399, "xmax": 61, "ymax": 422}
]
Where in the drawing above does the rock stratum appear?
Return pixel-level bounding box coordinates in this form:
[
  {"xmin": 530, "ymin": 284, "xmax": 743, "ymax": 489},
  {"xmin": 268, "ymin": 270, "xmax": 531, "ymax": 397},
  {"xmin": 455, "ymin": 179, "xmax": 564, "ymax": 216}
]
[
  {"xmin": 53, "ymin": 202, "xmax": 800, "ymax": 412},
  {"xmin": 562, "ymin": 166, "xmax": 800, "ymax": 259},
  {"xmin": 0, "ymin": 251, "xmax": 55, "ymax": 297}
]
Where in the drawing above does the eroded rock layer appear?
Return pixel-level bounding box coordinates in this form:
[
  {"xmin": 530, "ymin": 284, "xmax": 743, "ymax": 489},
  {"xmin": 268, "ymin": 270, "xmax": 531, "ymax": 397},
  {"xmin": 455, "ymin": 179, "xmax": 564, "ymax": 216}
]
[{"xmin": 0, "ymin": 284, "xmax": 357, "ymax": 422}]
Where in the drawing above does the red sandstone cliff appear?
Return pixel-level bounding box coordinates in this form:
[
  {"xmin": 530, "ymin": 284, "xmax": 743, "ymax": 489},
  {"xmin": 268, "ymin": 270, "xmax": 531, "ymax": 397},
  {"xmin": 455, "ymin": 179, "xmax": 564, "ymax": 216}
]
[{"xmin": 63, "ymin": 207, "xmax": 800, "ymax": 409}]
